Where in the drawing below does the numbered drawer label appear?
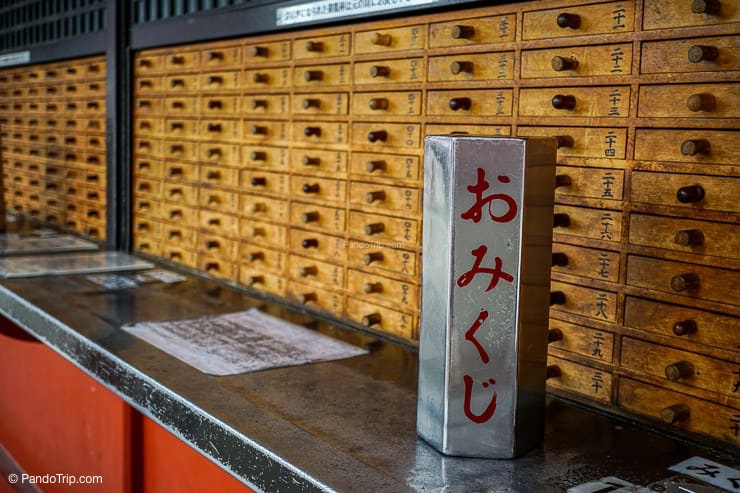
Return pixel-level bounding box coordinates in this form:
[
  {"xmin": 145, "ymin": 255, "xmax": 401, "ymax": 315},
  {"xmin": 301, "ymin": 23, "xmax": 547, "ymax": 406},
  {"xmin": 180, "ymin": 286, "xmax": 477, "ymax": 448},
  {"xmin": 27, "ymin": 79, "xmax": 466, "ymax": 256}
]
[
  {"xmin": 290, "ymin": 202, "xmax": 345, "ymax": 234},
  {"xmin": 290, "ymin": 175, "xmax": 346, "ymax": 204},
  {"xmin": 353, "ymin": 91, "xmax": 421, "ymax": 116},
  {"xmin": 523, "ymin": 1, "xmax": 634, "ymax": 40},
  {"xmin": 546, "ymin": 355, "xmax": 612, "ymax": 403},
  {"xmin": 427, "ymin": 89, "xmax": 512, "ymax": 117},
  {"xmin": 292, "ymin": 92, "xmax": 348, "ymax": 115},
  {"xmin": 350, "ymin": 152, "xmax": 420, "ymax": 182},
  {"xmin": 351, "ymin": 122, "xmax": 420, "ymax": 149},
  {"xmin": 428, "ymin": 52, "xmax": 514, "ymax": 82},
  {"xmin": 293, "ymin": 64, "xmax": 350, "ymax": 87},
  {"xmin": 289, "ymin": 254, "xmax": 344, "ymax": 288},
  {"xmin": 519, "ymin": 86, "xmax": 630, "ymax": 118},
  {"xmin": 547, "ymin": 319, "xmax": 614, "ymax": 363},
  {"xmin": 354, "ymin": 58, "xmax": 424, "ymax": 85},
  {"xmin": 290, "ymin": 148, "xmax": 347, "ymax": 175},
  {"xmin": 294, "ymin": 33, "xmax": 350, "ymax": 59},
  {"xmin": 349, "ymin": 182, "xmax": 420, "ymax": 216},
  {"xmin": 346, "ymin": 296, "xmax": 416, "ymax": 340},
  {"xmin": 551, "ymin": 242, "xmax": 620, "ymax": 282},
  {"xmin": 555, "ymin": 166, "xmax": 624, "ymax": 200},
  {"xmin": 244, "ymin": 67, "xmax": 290, "ymax": 89},
  {"xmin": 517, "ymin": 126, "xmax": 626, "ymax": 159},
  {"xmin": 293, "ymin": 121, "xmax": 347, "ymax": 145},
  {"xmin": 522, "ymin": 44, "xmax": 632, "ymax": 78},
  {"xmin": 549, "ymin": 280, "xmax": 618, "ymax": 323},
  {"xmin": 243, "ymin": 145, "xmax": 289, "ymax": 169},
  {"xmin": 553, "ymin": 205, "xmax": 623, "ymax": 242},
  {"xmin": 240, "ymin": 169, "xmax": 290, "ymax": 196},
  {"xmin": 243, "ymin": 94, "xmax": 290, "ymax": 116},
  {"xmin": 355, "ymin": 25, "xmax": 425, "ymax": 53},
  {"xmin": 348, "ymin": 211, "xmax": 418, "ymax": 245},
  {"xmin": 430, "ymin": 14, "xmax": 515, "ymax": 48}
]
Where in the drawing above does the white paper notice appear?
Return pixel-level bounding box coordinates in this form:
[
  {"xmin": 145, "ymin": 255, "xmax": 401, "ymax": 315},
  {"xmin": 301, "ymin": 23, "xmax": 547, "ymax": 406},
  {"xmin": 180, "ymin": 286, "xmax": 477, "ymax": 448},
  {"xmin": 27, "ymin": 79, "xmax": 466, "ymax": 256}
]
[
  {"xmin": 122, "ymin": 308, "xmax": 368, "ymax": 375},
  {"xmin": 0, "ymin": 251, "xmax": 153, "ymax": 278}
]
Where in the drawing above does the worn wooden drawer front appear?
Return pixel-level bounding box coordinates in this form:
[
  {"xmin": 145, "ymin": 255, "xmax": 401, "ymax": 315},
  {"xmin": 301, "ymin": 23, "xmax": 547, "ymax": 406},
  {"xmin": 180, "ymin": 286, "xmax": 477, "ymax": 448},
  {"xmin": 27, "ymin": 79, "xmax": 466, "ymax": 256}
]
[
  {"xmin": 241, "ymin": 269, "xmax": 287, "ymax": 296},
  {"xmin": 631, "ymin": 172, "xmax": 740, "ymax": 213},
  {"xmin": 290, "ymin": 176, "xmax": 346, "ymax": 204},
  {"xmin": 626, "ymin": 256, "xmax": 740, "ymax": 306},
  {"xmin": 289, "ymin": 228, "xmax": 346, "ymax": 262},
  {"xmin": 551, "ymin": 242, "xmax": 620, "ymax": 282},
  {"xmin": 624, "ymin": 297, "xmax": 740, "ymax": 352},
  {"xmin": 164, "ymin": 117, "xmax": 199, "ymax": 139},
  {"xmin": 426, "ymin": 124, "xmax": 511, "ymax": 137},
  {"xmin": 638, "ymin": 83, "xmax": 739, "ymax": 118},
  {"xmin": 294, "ymin": 33, "xmax": 350, "ymax": 59},
  {"xmin": 165, "ymin": 51, "xmax": 200, "ymax": 71},
  {"xmin": 553, "ymin": 205, "xmax": 623, "ymax": 242},
  {"xmin": 352, "ymin": 122, "xmax": 420, "ymax": 149},
  {"xmin": 240, "ymin": 169, "xmax": 289, "ymax": 196},
  {"xmin": 293, "ymin": 64, "xmax": 350, "ymax": 87},
  {"xmin": 289, "ymin": 255, "xmax": 344, "ymax": 287},
  {"xmin": 347, "ymin": 242, "xmax": 418, "ymax": 278},
  {"xmin": 522, "ymin": 43, "xmax": 632, "ymax": 78},
  {"xmin": 162, "ymin": 246, "xmax": 196, "ymax": 267},
  {"xmin": 163, "ymin": 161, "xmax": 198, "ymax": 182},
  {"xmin": 427, "ymin": 89, "xmax": 513, "ymax": 117},
  {"xmin": 244, "ymin": 94, "xmax": 290, "ymax": 115},
  {"xmin": 519, "ymin": 86, "xmax": 630, "ymax": 117},
  {"xmin": 355, "ymin": 25, "xmax": 425, "ymax": 53},
  {"xmin": 549, "ymin": 280, "xmax": 618, "ymax": 323},
  {"xmin": 427, "ymin": 52, "xmax": 515, "ymax": 82},
  {"xmin": 353, "ymin": 91, "xmax": 421, "ymax": 116},
  {"xmin": 292, "ymin": 121, "xmax": 347, "ymax": 145},
  {"xmin": 243, "ymin": 120, "xmax": 289, "ymax": 142},
  {"xmin": 290, "ymin": 202, "xmax": 345, "ymax": 234},
  {"xmin": 618, "ymin": 377, "xmax": 739, "ymax": 445},
  {"xmin": 546, "ymin": 355, "xmax": 612, "ymax": 403},
  {"xmin": 199, "ymin": 210, "xmax": 240, "ymax": 238},
  {"xmin": 164, "ymin": 74, "xmax": 200, "ymax": 92},
  {"xmin": 643, "ymin": 0, "xmax": 740, "ymax": 29},
  {"xmin": 200, "ymin": 44, "xmax": 241, "ymax": 69},
  {"xmin": 162, "ymin": 224, "xmax": 197, "ymax": 249},
  {"xmin": 241, "ymin": 195, "xmax": 288, "ymax": 223},
  {"xmin": 555, "ymin": 166, "xmax": 624, "ymax": 200},
  {"xmin": 199, "ymin": 235, "xmax": 239, "ymax": 261},
  {"xmin": 548, "ymin": 318, "xmax": 614, "ymax": 363},
  {"xmin": 347, "ymin": 269, "xmax": 419, "ymax": 313},
  {"xmin": 429, "ymin": 14, "xmax": 516, "ymax": 47},
  {"xmin": 292, "ymin": 92, "xmax": 348, "ymax": 115},
  {"xmin": 523, "ymin": 1, "xmax": 634, "ymax": 40},
  {"xmin": 241, "ymin": 219, "xmax": 287, "ymax": 249},
  {"xmin": 200, "ymin": 143, "xmax": 241, "ymax": 166},
  {"xmin": 244, "ymin": 145, "xmax": 289, "ymax": 169},
  {"xmin": 290, "ymin": 148, "xmax": 347, "ymax": 175},
  {"xmin": 354, "ymin": 58, "xmax": 425, "ymax": 85},
  {"xmin": 288, "ymin": 280, "xmax": 345, "ymax": 315},
  {"xmin": 634, "ymin": 129, "xmax": 739, "ymax": 165},
  {"xmin": 629, "ymin": 214, "xmax": 740, "ymax": 260},
  {"xmin": 349, "ymin": 182, "xmax": 420, "ymax": 216},
  {"xmin": 621, "ymin": 337, "xmax": 739, "ymax": 398},
  {"xmin": 348, "ymin": 211, "xmax": 418, "ymax": 245},
  {"xmin": 346, "ymin": 296, "xmax": 416, "ymax": 339},
  {"xmin": 199, "ymin": 188, "xmax": 239, "ymax": 214},
  {"xmin": 240, "ymin": 244, "xmax": 286, "ymax": 273},
  {"xmin": 164, "ymin": 97, "xmax": 198, "ymax": 115},
  {"xmin": 244, "ymin": 68, "xmax": 290, "ymax": 89},
  {"xmin": 641, "ymin": 36, "xmax": 740, "ymax": 74},
  {"xmin": 245, "ymin": 41, "xmax": 291, "ymax": 62}
]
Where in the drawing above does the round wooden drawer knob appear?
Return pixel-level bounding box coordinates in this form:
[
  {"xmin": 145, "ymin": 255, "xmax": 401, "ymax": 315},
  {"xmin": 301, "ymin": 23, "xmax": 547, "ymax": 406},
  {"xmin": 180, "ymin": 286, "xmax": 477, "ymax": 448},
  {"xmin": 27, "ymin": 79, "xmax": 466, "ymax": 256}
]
[
  {"xmin": 688, "ymin": 45, "xmax": 719, "ymax": 63},
  {"xmin": 364, "ymin": 223, "xmax": 385, "ymax": 235},
  {"xmin": 363, "ymin": 313, "xmax": 382, "ymax": 327},
  {"xmin": 553, "ymin": 213, "xmax": 570, "ymax": 227},
  {"xmin": 303, "ymin": 98, "xmax": 321, "ymax": 109},
  {"xmin": 449, "ymin": 61, "xmax": 474, "ymax": 74},
  {"xmin": 665, "ymin": 361, "xmax": 695, "ymax": 381},
  {"xmin": 680, "ymin": 139, "xmax": 711, "ymax": 156},
  {"xmin": 676, "ymin": 184, "xmax": 705, "ymax": 203},
  {"xmin": 366, "ymin": 160, "xmax": 387, "ymax": 173},
  {"xmin": 364, "ymin": 282, "xmax": 383, "ymax": 294},
  {"xmin": 674, "ymin": 229, "xmax": 703, "ymax": 246},
  {"xmin": 551, "ymin": 56, "xmax": 579, "ymax": 71},
  {"xmin": 300, "ymin": 266, "xmax": 318, "ymax": 277},
  {"xmin": 367, "ymin": 130, "xmax": 388, "ymax": 143},
  {"xmin": 552, "ymin": 94, "xmax": 576, "ymax": 110},
  {"xmin": 370, "ymin": 65, "xmax": 390, "ymax": 78},
  {"xmin": 546, "ymin": 365, "xmax": 562, "ymax": 379},
  {"xmin": 371, "ymin": 32, "xmax": 392, "ymax": 46},
  {"xmin": 556, "ymin": 13, "xmax": 581, "ymax": 29},
  {"xmin": 660, "ymin": 403, "xmax": 690, "ymax": 424},
  {"xmin": 369, "ymin": 98, "xmax": 389, "ymax": 110},
  {"xmin": 364, "ymin": 252, "xmax": 384, "ymax": 265},
  {"xmin": 691, "ymin": 0, "xmax": 721, "ymax": 14},
  {"xmin": 451, "ymin": 25, "xmax": 475, "ymax": 39},
  {"xmin": 302, "ymin": 183, "xmax": 320, "ymax": 194},
  {"xmin": 550, "ymin": 291, "xmax": 566, "ymax": 305},
  {"xmin": 548, "ymin": 329, "xmax": 564, "ymax": 343},
  {"xmin": 305, "ymin": 41, "xmax": 324, "ymax": 52},
  {"xmin": 673, "ymin": 319, "xmax": 698, "ymax": 336},
  {"xmin": 449, "ymin": 97, "xmax": 472, "ymax": 111},
  {"xmin": 686, "ymin": 93, "xmax": 716, "ymax": 112},
  {"xmin": 670, "ymin": 273, "xmax": 700, "ymax": 292},
  {"xmin": 366, "ymin": 191, "xmax": 386, "ymax": 203},
  {"xmin": 551, "ymin": 252, "xmax": 569, "ymax": 267}
]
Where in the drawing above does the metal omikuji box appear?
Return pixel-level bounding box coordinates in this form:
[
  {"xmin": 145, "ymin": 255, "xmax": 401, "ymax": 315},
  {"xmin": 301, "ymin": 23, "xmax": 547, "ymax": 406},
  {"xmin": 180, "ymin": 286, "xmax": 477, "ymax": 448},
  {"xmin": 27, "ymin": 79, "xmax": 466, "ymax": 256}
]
[{"xmin": 417, "ymin": 136, "xmax": 557, "ymax": 458}]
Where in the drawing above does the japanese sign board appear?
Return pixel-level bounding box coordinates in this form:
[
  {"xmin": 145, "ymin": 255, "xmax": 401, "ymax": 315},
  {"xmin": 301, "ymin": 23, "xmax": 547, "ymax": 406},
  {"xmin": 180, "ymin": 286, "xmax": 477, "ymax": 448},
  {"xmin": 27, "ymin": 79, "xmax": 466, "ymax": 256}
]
[{"xmin": 418, "ymin": 136, "xmax": 557, "ymax": 458}]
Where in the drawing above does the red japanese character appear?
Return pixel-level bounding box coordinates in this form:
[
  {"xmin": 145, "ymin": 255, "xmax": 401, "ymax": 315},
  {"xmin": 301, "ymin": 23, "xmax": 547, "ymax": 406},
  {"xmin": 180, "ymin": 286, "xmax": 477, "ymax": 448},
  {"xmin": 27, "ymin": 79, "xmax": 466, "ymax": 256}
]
[
  {"xmin": 457, "ymin": 245, "xmax": 514, "ymax": 292},
  {"xmin": 465, "ymin": 309, "xmax": 490, "ymax": 364},
  {"xmin": 463, "ymin": 375, "xmax": 498, "ymax": 424},
  {"xmin": 460, "ymin": 168, "xmax": 518, "ymax": 224}
]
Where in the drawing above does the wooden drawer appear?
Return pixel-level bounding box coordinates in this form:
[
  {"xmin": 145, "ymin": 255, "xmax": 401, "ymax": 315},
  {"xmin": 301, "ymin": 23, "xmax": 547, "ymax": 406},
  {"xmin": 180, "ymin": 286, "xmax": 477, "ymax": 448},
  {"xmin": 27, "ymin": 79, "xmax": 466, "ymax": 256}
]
[
  {"xmin": 629, "ymin": 214, "xmax": 739, "ymax": 260},
  {"xmin": 133, "ymin": 197, "xmax": 161, "ymax": 220},
  {"xmin": 346, "ymin": 296, "xmax": 416, "ymax": 340},
  {"xmin": 243, "ymin": 120, "xmax": 290, "ymax": 143},
  {"xmin": 348, "ymin": 211, "xmax": 418, "ymax": 245},
  {"xmin": 200, "ymin": 95, "xmax": 240, "ymax": 115},
  {"xmin": 517, "ymin": 127, "xmax": 627, "ymax": 159},
  {"xmin": 243, "ymin": 145, "xmax": 289, "ymax": 169},
  {"xmin": 623, "ymin": 297, "xmax": 739, "ymax": 352},
  {"xmin": 553, "ymin": 204, "xmax": 623, "ymax": 242},
  {"xmin": 245, "ymin": 94, "xmax": 291, "ymax": 116},
  {"xmin": 638, "ymin": 83, "xmax": 738, "ymax": 118},
  {"xmin": 289, "ymin": 202, "xmax": 345, "ymax": 234},
  {"xmin": 240, "ymin": 243, "xmax": 286, "ymax": 274},
  {"xmin": 161, "ymin": 224, "xmax": 198, "ymax": 250},
  {"xmin": 245, "ymin": 40, "xmax": 290, "ymax": 62},
  {"xmin": 240, "ymin": 169, "xmax": 290, "ymax": 196},
  {"xmin": 198, "ymin": 188, "xmax": 239, "ymax": 214},
  {"xmin": 244, "ymin": 67, "xmax": 290, "ymax": 89},
  {"xmin": 133, "ymin": 177, "xmax": 162, "ymax": 199},
  {"xmin": 353, "ymin": 91, "xmax": 421, "ymax": 116},
  {"xmin": 198, "ymin": 210, "xmax": 240, "ymax": 238},
  {"xmin": 199, "ymin": 256, "xmax": 237, "ymax": 281},
  {"xmin": 164, "ymin": 141, "xmax": 199, "ymax": 161},
  {"xmin": 554, "ymin": 166, "xmax": 624, "ymax": 200},
  {"xmin": 200, "ymin": 143, "xmax": 241, "ymax": 167},
  {"xmin": 548, "ymin": 319, "xmax": 614, "ymax": 363},
  {"xmin": 551, "ymin": 243, "xmax": 620, "ymax": 283},
  {"xmin": 289, "ymin": 175, "xmax": 346, "ymax": 204},
  {"xmin": 164, "ymin": 74, "xmax": 200, "ymax": 92},
  {"xmin": 199, "ymin": 71, "xmax": 242, "ymax": 92},
  {"xmin": 199, "ymin": 235, "xmax": 239, "ymax": 262},
  {"xmin": 347, "ymin": 269, "xmax": 419, "ymax": 313},
  {"xmin": 294, "ymin": 33, "xmax": 350, "ymax": 59},
  {"xmin": 240, "ymin": 194, "xmax": 289, "ymax": 223},
  {"xmin": 546, "ymin": 354, "xmax": 612, "ymax": 403},
  {"xmin": 350, "ymin": 152, "xmax": 420, "ymax": 182},
  {"xmin": 289, "ymin": 254, "xmax": 344, "ymax": 288},
  {"xmin": 621, "ymin": 337, "xmax": 738, "ymax": 398},
  {"xmin": 549, "ymin": 280, "xmax": 619, "ymax": 323},
  {"xmin": 200, "ymin": 119, "xmax": 242, "ymax": 142},
  {"xmin": 351, "ymin": 122, "xmax": 421, "ymax": 149},
  {"xmin": 519, "ymin": 86, "xmax": 630, "ymax": 118},
  {"xmin": 292, "ymin": 121, "xmax": 347, "ymax": 146},
  {"xmin": 429, "ymin": 14, "xmax": 515, "ymax": 48},
  {"xmin": 354, "ymin": 58, "xmax": 424, "ymax": 85},
  {"xmin": 641, "ymin": 36, "xmax": 740, "ymax": 74},
  {"xmin": 163, "ymin": 204, "xmax": 198, "ymax": 225},
  {"xmin": 163, "ymin": 96, "xmax": 198, "ymax": 115},
  {"xmin": 163, "ymin": 117, "xmax": 199, "ymax": 139},
  {"xmin": 618, "ymin": 377, "xmax": 739, "ymax": 445},
  {"xmin": 293, "ymin": 64, "xmax": 350, "ymax": 87},
  {"xmin": 349, "ymin": 181, "xmax": 420, "ymax": 216},
  {"xmin": 634, "ymin": 129, "xmax": 739, "ymax": 165},
  {"xmin": 163, "ymin": 161, "xmax": 198, "ymax": 182},
  {"xmin": 355, "ymin": 25, "xmax": 425, "ymax": 53},
  {"xmin": 626, "ymin": 256, "xmax": 740, "ymax": 306},
  {"xmin": 133, "ymin": 236, "xmax": 162, "ymax": 256},
  {"xmin": 427, "ymin": 89, "xmax": 513, "ymax": 117},
  {"xmin": 643, "ymin": 0, "xmax": 740, "ymax": 30},
  {"xmin": 133, "ymin": 137, "xmax": 161, "ymax": 158},
  {"xmin": 289, "ymin": 228, "xmax": 346, "ymax": 263},
  {"xmin": 427, "ymin": 52, "xmax": 515, "ymax": 82},
  {"xmin": 346, "ymin": 242, "xmax": 418, "ymax": 278},
  {"xmin": 239, "ymin": 269, "xmax": 286, "ymax": 296},
  {"xmin": 522, "ymin": 44, "xmax": 633, "ymax": 78},
  {"xmin": 290, "ymin": 148, "xmax": 347, "ymax": 176},
  {"xmin": 163, "ymin": 247, "xmax": 198, "ymax": 268},
  {"xmin": 292, "ymin": 92, "xmax": 348, "ymax": 115},
  {"xmin": 631, "ymin": 172, "xmax": 740, "ymax": 213},
  {"xmin": 286, "ymin": 281, "xmax": 344, "ymax": 315},
  {"xmin": 241, "ymin": 219, "xmax": 288, "ymax": 249},
  {"xmin": 523, "ymin": 1, "xmax": 634, "ymax": 40}
]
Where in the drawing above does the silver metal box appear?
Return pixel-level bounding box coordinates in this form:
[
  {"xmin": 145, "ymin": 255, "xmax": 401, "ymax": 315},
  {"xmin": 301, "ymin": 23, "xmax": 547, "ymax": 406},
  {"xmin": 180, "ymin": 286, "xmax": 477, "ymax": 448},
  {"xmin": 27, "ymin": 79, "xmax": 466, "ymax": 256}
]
[{"xmin": 417, "ymin": 136, "xmax": 557, "ymax": 458}]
